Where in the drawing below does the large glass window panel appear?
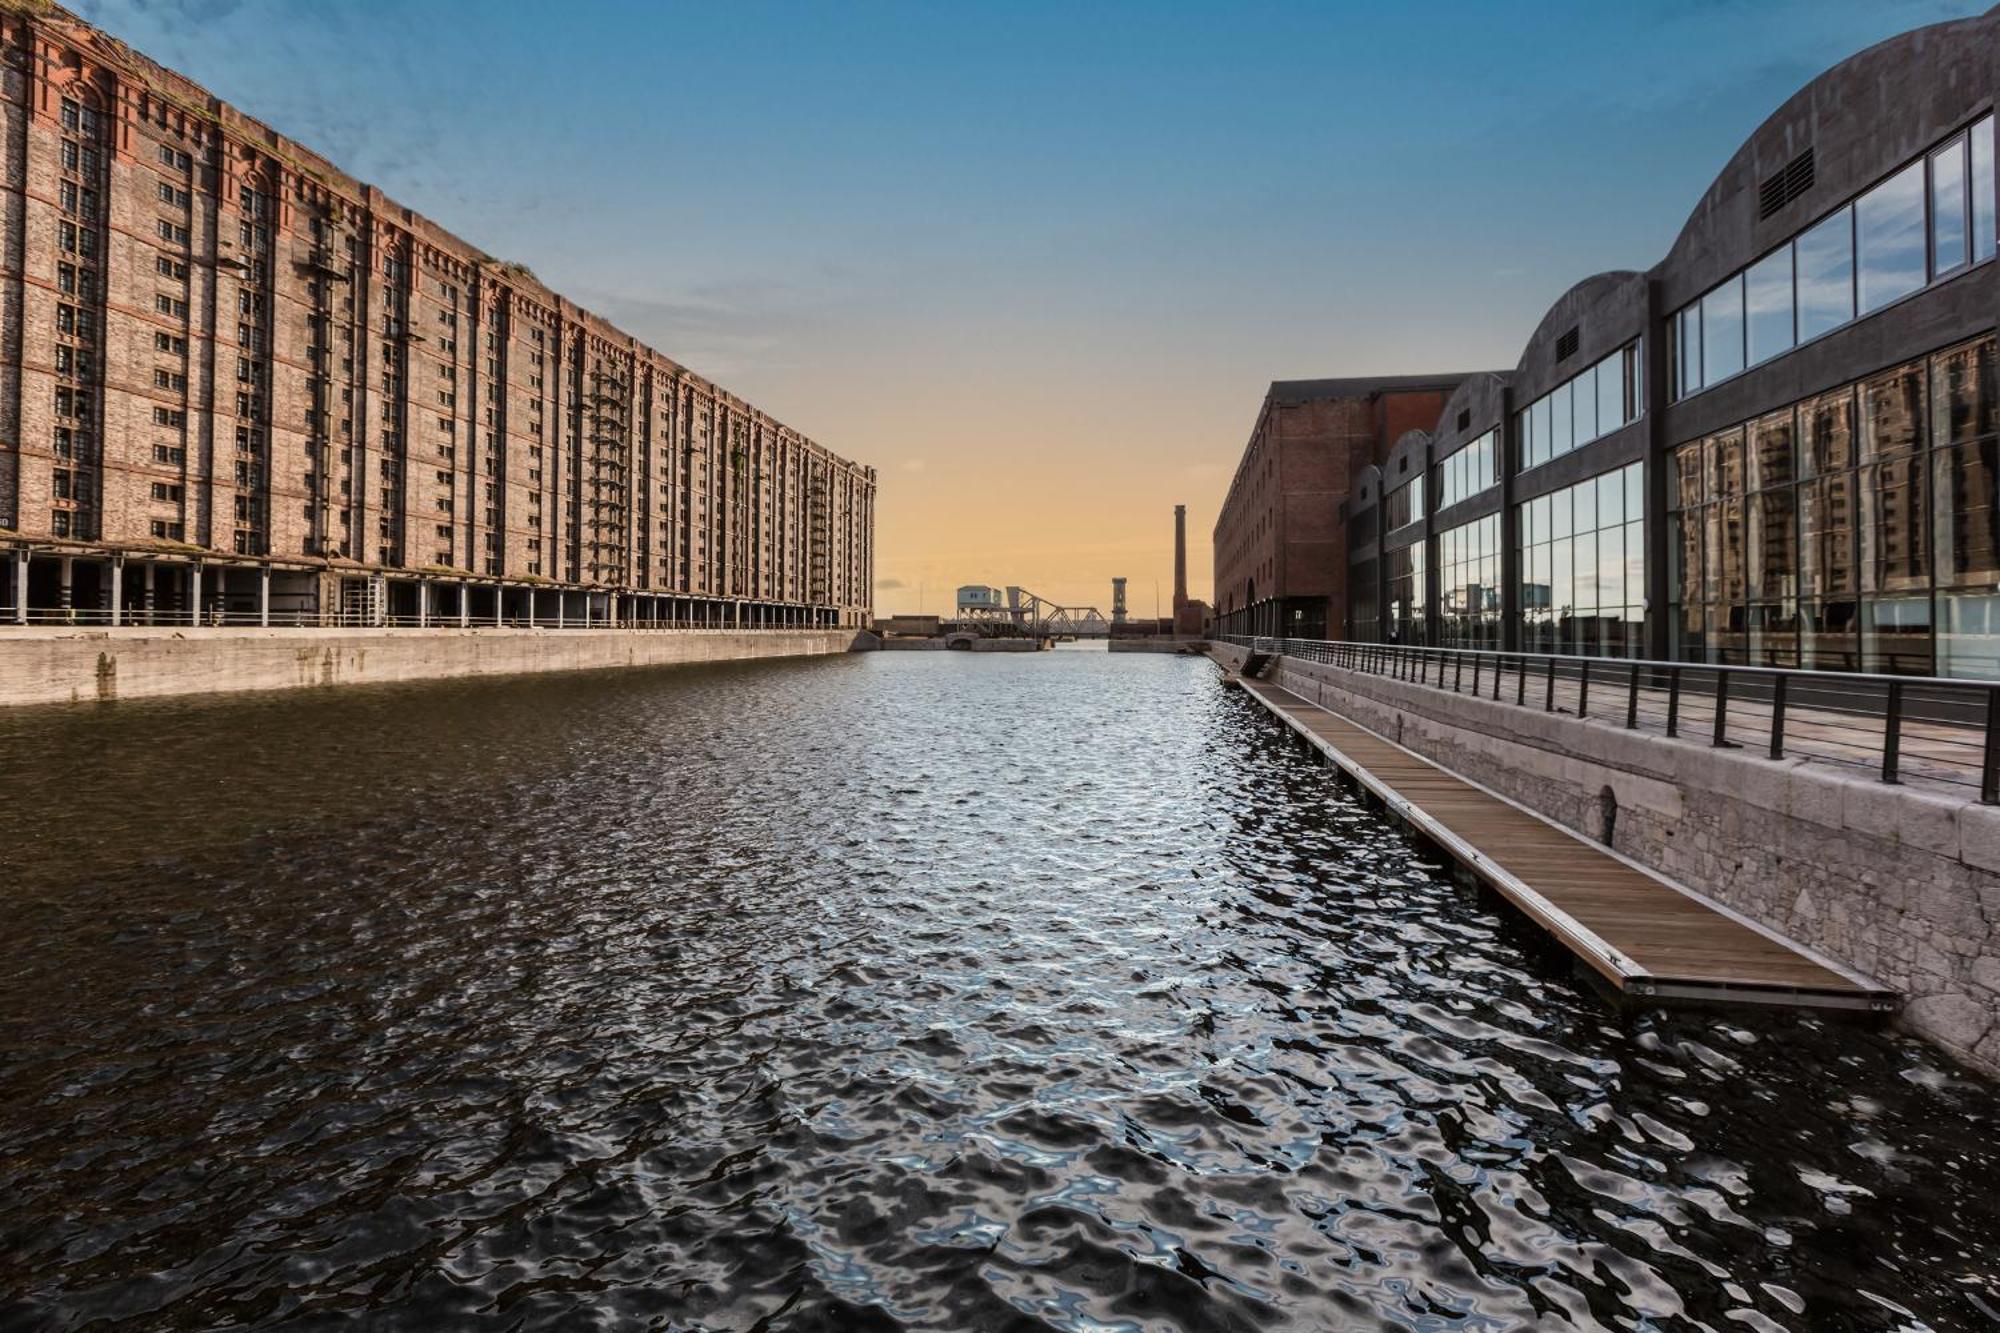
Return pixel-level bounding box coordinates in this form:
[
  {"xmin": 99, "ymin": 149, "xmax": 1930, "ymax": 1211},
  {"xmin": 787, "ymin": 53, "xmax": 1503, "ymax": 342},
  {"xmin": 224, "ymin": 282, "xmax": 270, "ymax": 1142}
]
[
  {"xmin": 1746, "ymin": 602, "xmax": 1799, "ymax": 668},
  {"xmin": 1974, "ymin": 115, "xmax": 1996, "ymax": 264},
  {"xmin": 1706, "ymin": 429, "xmax": 1744, "ymax": 500},
  {"xmin": 1530, "ymin": 398, "xmax": 1550, "ymax": 469},
  {"xmin": 1700, "ymin": 276, "xmax": 1745, "ymax": 385},
  {"xmin": 1573, "ymin": 368, "xmax": 1597, "ymax": 444},
  {"xmin": 1574, "ymin": 474, "xmax": 1598, "ymax": 533},
  {"xmin": 1795, "ymin": 206, "xmax": 1854, "ymax": 341},
  {"xmin": 1802, "ymin": 388, "xmax": 1854, "ymax": 476},
  {"xmin": 1677, "ymin": 308, "xmax": 1702, "ymax": 398},
  {"xmin": 1748, "ymin": 489, "xmax": 1797, "ymax": 601},
  {"xmin": 1744, "ymin": 247, "xmax": 1795, "ymax": 366},
  {"xmin": 1575, "ymin": 530, "xmax": 1599, "ymax": 611},
  {"xmin": 1747, "ymin": 409, "xmax": 1795, "ymax": 492},
  {"xmin": 1856, "ymin": 161, "xmax": 1926, "ymax": 314},
  {"xmin": 1550, "ymin": 486, "xmax": 1572, "ymax": 540},
  {"xmin": 1624, "ymin": 519, "xmax": 1645, "ymax": 611},
  {"xmin": 1933, "ymin": 336, "xmax": 1997, "ymax": 446},
  {"xmin": 1551, "ymin": 536, "xmax": 1573, "ymax": 618},
  {"xmin": 1801, "ymin": 474, "xmax": 1857, "ymax": 598},
  {"xmin": 1860, "ymin": 456, "xmax": 1929, "ymax": 592},
  {"xmin": 1551, "ymin": 380, "xmax": 1574, "ymax": 458},
  {"xmin": 1595, "ymin": 469, "xmax": 1622, "ymax": 534},
  {"xmin": 1709, "ymin": 497, "xmax": 1745, "ymax": 607},
  {"xmin": 1596, "ymin": 356, "xmax": 1622, "ymax": 435},
  {"xmin": 1624, "ymin": 461, "xmax": 1645, "ymax": 523},
  {"xmin": 1931, "ymin": 135, "xmax": 1970, "ymax": 277},
  {"xmin": 1938, "ymin": 591, "xmax": 2000, "ymax": 680},
  {"xmin": 1861, "ymin": 596, "xmax": 1932, "ymax": 676},
  {"xmin": 1935, "ymin": 440, "xmax": 2000, "ymax": 587},
  {"xmin": 1673, "ymin": 443, "xmax": 1704, "ymax": 509},
  {"xmin": 1598, "ymin": 524, "xmax": 1627, "ymax": 613},
  {"xmin": 1800, "ymin": 598, "xmax": 1859, "ymax": 672},
  {"xmin": 1860, "ymin": 360, "xmax": 1925, "ymax": 458},
  {"xmin": 1630, "ymin": 341, "xmax": 1643, "ymax": 417}
]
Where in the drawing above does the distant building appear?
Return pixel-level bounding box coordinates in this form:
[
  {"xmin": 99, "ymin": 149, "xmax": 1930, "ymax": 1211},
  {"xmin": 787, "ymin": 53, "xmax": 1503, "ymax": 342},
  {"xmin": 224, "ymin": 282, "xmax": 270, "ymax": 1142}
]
[
  {"xmin": 955, "ymin": 585, "xmax": 1005, "ymax": 615},
  {"xmin": 1212, "ymin": 375, "xmax": 1476, "ymax": 639}
]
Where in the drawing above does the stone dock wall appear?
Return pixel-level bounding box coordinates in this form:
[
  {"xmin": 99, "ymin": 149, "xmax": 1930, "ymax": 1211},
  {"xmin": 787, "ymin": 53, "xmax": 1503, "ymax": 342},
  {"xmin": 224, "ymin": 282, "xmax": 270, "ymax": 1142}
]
[
  {"xmin": 1211, "ymin": 643, "xmax": 2000, "ymax": 1075},
  {"xmin": 0, "ymin": 628, "xmax": 864, "ymax": 707}
]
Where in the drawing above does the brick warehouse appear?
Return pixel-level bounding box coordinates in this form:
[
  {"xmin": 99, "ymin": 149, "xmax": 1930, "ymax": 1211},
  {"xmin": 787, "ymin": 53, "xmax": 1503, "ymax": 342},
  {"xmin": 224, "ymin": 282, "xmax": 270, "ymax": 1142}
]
[
  {"xmin": 0, "ymin": 4, "xmax": 875, "ymax": 629},
  {"xmin": 1211, "ymin": 374, "xmax": 1477, "ymax": 640}
]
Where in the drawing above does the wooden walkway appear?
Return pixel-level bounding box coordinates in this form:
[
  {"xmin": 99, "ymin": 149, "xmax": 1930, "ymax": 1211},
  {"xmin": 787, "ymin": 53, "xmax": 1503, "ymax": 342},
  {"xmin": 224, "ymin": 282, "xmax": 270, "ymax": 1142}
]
[{"xmin": 1236, "ymin": 678, "xmax": 1894, "ymax": 1012}]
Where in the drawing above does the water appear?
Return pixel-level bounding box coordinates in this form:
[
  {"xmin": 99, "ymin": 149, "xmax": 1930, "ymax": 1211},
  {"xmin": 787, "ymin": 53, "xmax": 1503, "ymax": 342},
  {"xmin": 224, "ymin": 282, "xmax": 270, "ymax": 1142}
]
[{"xmin": 1, "ymin": 645, "xmax": 1997, "ymax": 1331}]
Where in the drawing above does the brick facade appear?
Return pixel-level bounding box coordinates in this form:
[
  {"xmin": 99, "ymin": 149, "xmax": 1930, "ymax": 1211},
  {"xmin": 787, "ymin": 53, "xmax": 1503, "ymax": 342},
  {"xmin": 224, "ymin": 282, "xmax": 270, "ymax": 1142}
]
[
  {"xmin": 0, "ymin": 5, "xmax": 875, "ymax": 626},
  {"xmin": 1212, "ymin": 375, "xmax": 1469, "ymax": 639}
]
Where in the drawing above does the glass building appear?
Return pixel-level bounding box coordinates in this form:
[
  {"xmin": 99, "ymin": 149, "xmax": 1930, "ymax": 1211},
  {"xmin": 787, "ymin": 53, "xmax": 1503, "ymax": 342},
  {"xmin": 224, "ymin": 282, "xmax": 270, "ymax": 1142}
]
[{"xmin": 1343, "ymin": 8, "xmax": 2000, "ymax": 679}]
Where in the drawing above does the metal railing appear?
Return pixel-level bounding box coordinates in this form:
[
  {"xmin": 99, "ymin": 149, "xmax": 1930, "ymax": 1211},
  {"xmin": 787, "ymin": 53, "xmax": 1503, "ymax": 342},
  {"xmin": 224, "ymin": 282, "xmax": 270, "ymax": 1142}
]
[{"xmin": 1224, "ymin": 634, "xmax": 2000, "ymax": 804}]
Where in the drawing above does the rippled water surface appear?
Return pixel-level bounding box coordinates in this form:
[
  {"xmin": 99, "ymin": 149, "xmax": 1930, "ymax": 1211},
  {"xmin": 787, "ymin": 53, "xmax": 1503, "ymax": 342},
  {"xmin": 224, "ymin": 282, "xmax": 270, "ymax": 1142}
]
[{"xmin": 3, "ymin": 646, "xmax": 1999, "ymax": 1331}]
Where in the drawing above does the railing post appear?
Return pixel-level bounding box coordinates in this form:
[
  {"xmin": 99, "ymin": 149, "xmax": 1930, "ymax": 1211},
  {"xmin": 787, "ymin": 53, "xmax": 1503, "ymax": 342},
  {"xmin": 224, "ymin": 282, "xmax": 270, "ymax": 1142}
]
[
  {"xmin": 1472, "ymin": 652, "xmax": 1482, "ymax": 698},
  {"xmin": 1626, "ymin": 662, "xmax": 1640, "ymax": 729},
  {"xmin": 1984, "ymin": 691, "xmax": 2000, "ymax": 804},
  {"xmin": 1712, "ymin": 669, "xmax": 1734, "ymax": 749},
  {"xmin": 1516, "ymin": 655, "xmax": 1526, "ymax": 706},
  {"xmin": 1768, "ymin": 675, "xmax": 1788, "ymax": 760},
  {"xmin": 1577, "ymin": 659, "xmax": 1591, "ymax": 719},
  {"xmin": 1666, "ymin": 667, "xmax": 1682, "ymax": 738},
  {"xmin": 1453, "ymin": 653, "xmax": 1462, "ymax": 693},
  {"xmin": 1544, "ymin": 657, "xmax": 1555, "ymax": 712},
  {"xmin": 1882, "ymin": 681, "xmax": 1904, "ymax": 785}
]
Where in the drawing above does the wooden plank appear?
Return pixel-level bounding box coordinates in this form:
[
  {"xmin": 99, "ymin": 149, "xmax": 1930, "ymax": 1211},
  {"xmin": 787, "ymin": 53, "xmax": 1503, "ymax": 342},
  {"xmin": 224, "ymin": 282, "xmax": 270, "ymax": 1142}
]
[{"xmin": 1236, "ymin": 678, "xmax": 1894, "ymax": 1012}]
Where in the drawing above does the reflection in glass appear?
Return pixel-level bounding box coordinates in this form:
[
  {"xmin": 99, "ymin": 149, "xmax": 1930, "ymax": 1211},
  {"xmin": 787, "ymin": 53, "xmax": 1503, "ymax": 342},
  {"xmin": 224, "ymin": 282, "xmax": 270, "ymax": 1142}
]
[
  {"xmin": 1800, "ymin": 474, "xmax": 1856, "ymax": 597},
  {"xmin": 1800, "ymin": 599, "xmax": 1859, "ymax": 672},
  {"xmin": 1795, "ymin": 206, "xmax": 1854, "ymax": 342},
  {"xmin": 1802, "ymin": 389, "xmax": 1854, "ymax": 477},
  {"xmin": 1934, "ymin": 441, "xmax": 2000, "ymax": 587},
  {"xmin": 1701, "ymin": 276, "xmax": 1745, "ymax": 385},
  {"xmin": 1744, "ymin": 247, "xmax": 1795, "ymax": 366},
  {"xmin": 1862, "ymin": 595, "xmax": 1932, "ymax": 675},
  {"xmin": 1933, "ymin": 337, "xmax": 1997, "ymax": 446},
  {"xmin": 1861, "ymin": 456, "xmax": 1929, "ymax": 593},
  {"xmin": 1939, "ymin": 591, "xmax": 2000, "ymax": 679},
  {"xmin": 1974, "ymin": 115, "xmax": 1996, "ymax": 264},
  {"xmin": 1856, "ymin": 161, "xmax": 1926, "ymax": 314},
  {"xmin": 1747, "ymin": 410, "xmax": 1795, "ymax": 492},
  {"xmin": 1931, "ymin": 135, "xmax": 1969, "ymax": 277},
  {"xmin": 1748, "ymin": 490, "xmax": 1797, "ymax": 601},
  {"xmin": 1860, "ymin": 360, "xmax": 1924, "ymax": 458}
]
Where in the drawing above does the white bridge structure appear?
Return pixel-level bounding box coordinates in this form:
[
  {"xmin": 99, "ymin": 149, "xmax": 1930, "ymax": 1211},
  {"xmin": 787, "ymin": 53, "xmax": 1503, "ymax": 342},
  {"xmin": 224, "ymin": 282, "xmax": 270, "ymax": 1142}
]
[{"xmin": 954, "ymin": 585, "xmax": 1110, "ymax": 637}]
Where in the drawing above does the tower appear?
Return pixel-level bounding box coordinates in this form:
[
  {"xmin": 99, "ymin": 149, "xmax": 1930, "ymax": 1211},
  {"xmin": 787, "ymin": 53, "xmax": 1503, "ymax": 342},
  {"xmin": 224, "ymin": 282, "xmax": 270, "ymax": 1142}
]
[{"xmin": 1111, "ymin": 577, "xmax": 1128, "ymax": 624}]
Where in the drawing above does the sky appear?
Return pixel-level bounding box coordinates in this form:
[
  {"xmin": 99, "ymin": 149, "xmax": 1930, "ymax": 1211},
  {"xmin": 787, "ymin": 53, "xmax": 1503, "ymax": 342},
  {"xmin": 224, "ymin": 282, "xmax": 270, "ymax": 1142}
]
[{"xmin": 74, "ymin": 0, "xmax": 1984, "ymax": 615}]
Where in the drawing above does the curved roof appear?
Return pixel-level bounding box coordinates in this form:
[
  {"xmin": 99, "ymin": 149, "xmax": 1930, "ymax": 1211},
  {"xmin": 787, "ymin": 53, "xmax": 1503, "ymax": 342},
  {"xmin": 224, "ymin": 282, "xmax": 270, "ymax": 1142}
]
[{"xmin": 1658, "ymin": 7, "xmax": 1996, "ymax": 281}]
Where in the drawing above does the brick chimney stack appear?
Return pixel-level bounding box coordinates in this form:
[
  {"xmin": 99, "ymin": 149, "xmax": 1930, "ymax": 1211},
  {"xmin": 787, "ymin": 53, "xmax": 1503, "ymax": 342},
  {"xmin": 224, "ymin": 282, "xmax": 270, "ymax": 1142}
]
[{"xmin": 1173, "ymin": 505, "xmax": 1188, "ymax": 613}]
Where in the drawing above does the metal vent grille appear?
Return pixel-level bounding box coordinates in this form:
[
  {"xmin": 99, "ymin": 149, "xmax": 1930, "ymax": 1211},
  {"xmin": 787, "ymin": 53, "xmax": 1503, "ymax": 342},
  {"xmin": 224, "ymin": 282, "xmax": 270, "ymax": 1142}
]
[
  {"xmin": 1456, "ymin": 409, "xmax": 1471, "ymax": 432},
  {"xmin": 1758, "ymin": 148, "xmax": 1816, "ymax": 220},
  {"xmin": 1555, "ymin": 327, "xmax": 1580, "ymax": 362}
]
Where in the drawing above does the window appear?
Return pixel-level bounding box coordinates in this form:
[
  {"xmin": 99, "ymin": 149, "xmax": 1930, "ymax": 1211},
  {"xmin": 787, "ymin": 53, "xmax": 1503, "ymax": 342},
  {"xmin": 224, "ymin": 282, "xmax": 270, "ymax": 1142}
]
[
  {"xmin": 1436, "ymin": 514, "xmax": 1501, "ymax": 649},
  {"xmin": 1932, "ymin": 134, "xmax": 1970, "ymax": 278},
  {"xmin": 1975, "ymin": 115, "xmax": 1997, "ymax": 266},
  {"xmin": 1519, "ymin": 461, "xmax": 1645, "ymax": 658},
  {"xmin": 1436, "ymin": 430, "xmax": 1496, "ymax": 510},
  {"xmin": 1700, "ymin": 276, "xmax": 1745, "ymax": 386},
  {"xmin": 1744, "ymin": 246, "xmax": 1795, "ymax": 366},
  {"xmin": 1384, "ymin": 473, "xmax": 1424, "ymax": 530},
  {"xmin": 1795, "ymin": 206, "xmax": 1855, "ymax": 343},
  {"xmin": 1856, "ymin": 160, "xmax": 1926, "ymax": 314},
  {"xmin": 1518, "ymin": 343, "xmax": 1641, "ymax": 472},
  {"xmin": 150, "ymin": 481, "xmax": 183, "ymax": 501}
]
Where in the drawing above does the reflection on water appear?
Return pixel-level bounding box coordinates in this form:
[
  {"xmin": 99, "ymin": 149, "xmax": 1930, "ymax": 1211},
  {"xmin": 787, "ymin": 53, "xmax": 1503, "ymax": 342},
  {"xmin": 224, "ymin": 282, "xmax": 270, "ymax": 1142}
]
[{"xmin": 0, "ymin": 646, "xmax": 1996, "ymax": 1330}]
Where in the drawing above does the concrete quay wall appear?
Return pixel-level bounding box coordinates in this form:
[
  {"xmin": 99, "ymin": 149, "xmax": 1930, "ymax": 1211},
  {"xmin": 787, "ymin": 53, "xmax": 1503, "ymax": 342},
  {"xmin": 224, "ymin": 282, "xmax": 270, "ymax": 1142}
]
[
  {"xmin": 0, "ymin": 627, "xmax": 862, "ymax": 707},
  {"xmin": 1212, "ymin": 643, "xmax": 2000, "ymax": 1075}
]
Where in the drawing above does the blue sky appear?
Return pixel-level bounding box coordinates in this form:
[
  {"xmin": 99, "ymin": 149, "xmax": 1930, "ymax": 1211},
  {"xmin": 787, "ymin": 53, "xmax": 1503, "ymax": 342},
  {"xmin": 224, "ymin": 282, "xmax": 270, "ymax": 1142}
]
[{"xmin": 74, "ymin": 0, "xmax": 1984, "ymax": 610}]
